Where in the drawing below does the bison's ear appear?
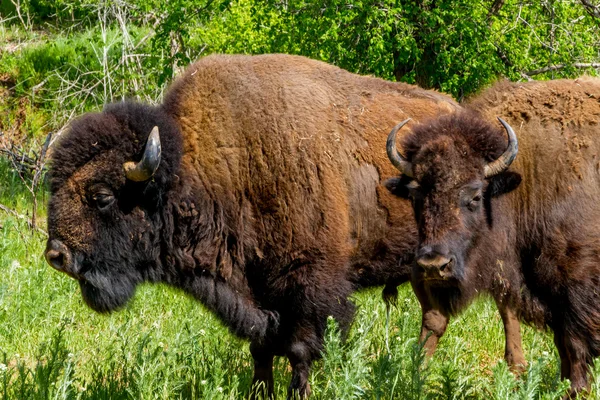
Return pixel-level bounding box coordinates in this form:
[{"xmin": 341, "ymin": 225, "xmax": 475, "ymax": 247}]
[
  {"xmin": 384, "ymin": 176, "xmax": 412, "ymax": 199},
  {"xmin": 487, "ymin": 171, "xmax": 521, "ymax": 198}
]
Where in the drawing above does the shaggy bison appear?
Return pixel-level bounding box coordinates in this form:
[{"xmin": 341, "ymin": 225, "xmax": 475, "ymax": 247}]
[
  {"xmin": 386, "ymin": 77, "xmax": 600, "ymax": 394},
  {"xmin": 44, "ymin": 54, "xmax": 460, "ymax": 398}
]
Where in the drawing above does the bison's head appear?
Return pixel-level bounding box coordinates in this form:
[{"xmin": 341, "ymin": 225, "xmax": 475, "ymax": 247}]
[
  {"xmin": 385, "ymin": 114, "xmax": 521, "ymax": 287},
  {"xmin": 45, "ymin": 102, "xmax": 182, "ymax": 313}
]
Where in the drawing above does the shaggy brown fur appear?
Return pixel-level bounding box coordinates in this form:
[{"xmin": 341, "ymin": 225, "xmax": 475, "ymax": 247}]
[
  {"xmin": 387, "ymin": 77, "xmax": 600, "ymax": 395},
  {"xmin": 45, "ymin": 54, "xmax": 460, "ymax": 398}
]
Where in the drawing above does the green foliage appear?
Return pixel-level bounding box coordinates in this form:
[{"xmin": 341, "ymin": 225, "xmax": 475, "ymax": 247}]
[
  {"xmin": 25, "ymin": 0, "xmax": 97, "ymax": 24},
  {"xmin": 242, "ymin": 0, "xmax": 599, "ymax": 98},
  {"xmin": 488, "ymin": 358, "xmax": 570, "ymax": 400}
]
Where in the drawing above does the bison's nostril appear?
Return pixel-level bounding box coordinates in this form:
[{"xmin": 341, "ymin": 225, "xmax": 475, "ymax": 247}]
[
  {"xmin": 439, "ymin": 260, "xmax": 450, "ymax": 271},
  {"xmin": 45, "ymin": 240, "xmax": 73, "ymax": 273},
  {"xmin": 46, "ymin": 249, "xmax": 65, "ymax": 270}
]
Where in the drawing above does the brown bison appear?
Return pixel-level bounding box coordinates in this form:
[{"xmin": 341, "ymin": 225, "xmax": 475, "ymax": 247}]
[
  {"xmin": 386, "ymin": 77, "xmax": 600, "ymax": 395},
  {"xmin": 43, "ymin": 53, "xmax": 462, "ymax": 398}
]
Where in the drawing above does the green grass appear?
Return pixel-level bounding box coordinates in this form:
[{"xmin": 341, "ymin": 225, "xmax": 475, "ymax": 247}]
[{"xmin": 0, "ymin": 161, "xmax": 596, "ymax": 399}]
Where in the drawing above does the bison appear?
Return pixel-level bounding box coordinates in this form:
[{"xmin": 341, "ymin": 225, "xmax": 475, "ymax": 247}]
[
  {"xmin": 44, "ymin": 53, "xmax": 464, "ymax": 398},
  {"xmin": 385, "ymin": 77, "xmax": 600, "ymax": 395}
]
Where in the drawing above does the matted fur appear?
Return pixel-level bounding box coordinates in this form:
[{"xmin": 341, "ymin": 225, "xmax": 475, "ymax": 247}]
[{"xmin": 46, "ymin": 54, "xmax": 459, "ymax": 397}]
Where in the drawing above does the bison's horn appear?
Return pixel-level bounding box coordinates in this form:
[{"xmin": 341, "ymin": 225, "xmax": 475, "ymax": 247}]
[
  {"xmin": 123, "ymin": 126, "xmax": 162, "ymax": 182},
  {"xmin": 484, "ymin": 117, "xmax": 518, "ymax": 178},
  {"xmin": 386, "ymin": 118, "xmax": 414, "ymax": 178}
]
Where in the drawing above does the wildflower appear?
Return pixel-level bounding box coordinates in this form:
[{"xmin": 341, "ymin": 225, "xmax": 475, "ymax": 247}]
[
  {"xmin": 199, "ymin": 329, "xmax": 206, "ymax": 336},
  {"xmin": 0, "ymin": 363, "xmax": 7, "ymax": 372},
  {"xmin": 217, "ymin": 387, "xmax": 223, "ymax": 393},
  {"xmin": 201, "ymin": 380, "xmax": 208, "ymax": 385}
]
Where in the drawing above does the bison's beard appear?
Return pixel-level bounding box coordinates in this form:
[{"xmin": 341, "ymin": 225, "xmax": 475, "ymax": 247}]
[
  {"xmin": 79, "ymin": 273, "xmax": 137, "ymax": 313},
  {"xmin": 424, "ymin": 283, "xmax": 475, "ymax": 317}
]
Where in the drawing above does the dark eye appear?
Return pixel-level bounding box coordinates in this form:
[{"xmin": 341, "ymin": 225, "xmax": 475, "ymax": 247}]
[
  {"xmin": 467, "ymin": 194, "xmax": 482, "ymax": 211},
  {"xmin": 90, "ymin": 189, "xmax": 115, "ymax": 210},
  {"xmin": 406, "ymin": 181, "xmax": 423, "ymax": 200}
]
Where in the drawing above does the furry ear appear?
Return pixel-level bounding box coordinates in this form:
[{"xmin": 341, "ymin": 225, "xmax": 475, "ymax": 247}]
[
  {"xmin": 384, "ymin": 176, "xmax": 412, "ymax": 199},
  {"xmin": 487, "ymin": 171, "xmax": 521, "ymax": 197}
]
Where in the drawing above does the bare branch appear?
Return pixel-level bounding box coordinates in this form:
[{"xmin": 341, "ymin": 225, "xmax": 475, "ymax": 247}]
[
  {"xmin": 580, "ymin": 0, "xmax": 600, "ymax": 19},
  {"xmin": 9, "ymin": 0, "xmax": 31, "ymax": 30},
  {"xmin": 0, "ymin": 130, "xmax": 52, "ymax": 230},
  {"xmin": 0, "ymin": 203, "xmax": 47, "ymax": 236},
  {"xmin": 526, "ymin": 62, "xmax": 600, "ymax": 76},
  {"xmin": 519, "ymin": 72, "xmax": 534, "ymax": 81},
  {"xmin": 488, "ymin": 0, "xmax": 506, "ymax": 20}
]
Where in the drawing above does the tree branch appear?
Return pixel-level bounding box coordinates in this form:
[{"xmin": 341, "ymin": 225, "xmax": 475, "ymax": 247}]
[
  {"xmin": 579, "ymin": 0, "xmax": 600, "ymax": 19},
  {"xmin": 487, "ymin": 0, "xmax": 505, "ymax": 20},
  {"xmin": 0, "ymin": 203, "xmax": 47, "ymax": 236},
  {"xmin": 526, "ymin": 62, "xmax": 600, "ymax": 76}
]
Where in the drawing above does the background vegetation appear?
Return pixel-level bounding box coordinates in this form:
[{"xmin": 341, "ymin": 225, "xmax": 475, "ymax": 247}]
[{"xmin": 1, "ymin": 0, "xmax": 599, "ymax": 398}]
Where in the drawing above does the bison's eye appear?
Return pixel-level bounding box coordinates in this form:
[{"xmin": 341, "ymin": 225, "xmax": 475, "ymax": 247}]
[
  {"xmin": 89, "ymin": 186, "xmax": 115, "ymax": 210},
  {"xmin": 467, "ymin": 194, "xmax": 482, "ymax": 212},
  {"xmin": 406, "ymin": 180, "xmax": 423, "ymax": 200},
  {"xmin": 94, "ymin": 193, "xmax": 114, "ymax": 209}
]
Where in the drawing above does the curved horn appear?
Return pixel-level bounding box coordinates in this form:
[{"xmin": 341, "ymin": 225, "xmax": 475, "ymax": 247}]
[
  {"xmin": 484, "ymin": 117, "xmax": 518, "ymax": 178},
  {"xmin": 386, "ymin": 118, "xmax": 414, "ymax": 178},
  {"xmin": 123, "ymin": 126, "xmax": 162, "ymax": 182}
]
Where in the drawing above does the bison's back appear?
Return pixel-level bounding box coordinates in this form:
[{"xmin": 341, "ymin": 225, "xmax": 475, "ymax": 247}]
[
  {"xmin": 470, "ymin": 78, "xmax": 600, "ymax": 295},
  {"xmin": 162, "ymin": 54, "xmax": 457, "ymax": 269},
  {"xmin": 468, "ymin": 78, "xmax": 600, "ymax": 202}
]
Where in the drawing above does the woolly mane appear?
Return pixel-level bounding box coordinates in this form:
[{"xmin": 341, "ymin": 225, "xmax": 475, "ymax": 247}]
[
  {"xmin": 49, "ymin": 102, "xmax": 183, "ymax": 192},
  {"xmin": 402, "ymin": 112, "xmax": 508, "ymax": 163}
]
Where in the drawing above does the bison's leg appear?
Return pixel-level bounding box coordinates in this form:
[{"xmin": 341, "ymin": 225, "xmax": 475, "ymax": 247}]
[
  {"xmin": 497, "ymin": 304, "xmax": 526, "ymax": 374},
  {"xmin": 275, "ymin": 258, "xmax": 354, "ymax": 398},
  {"xmin": 411, "ymin": 280, "xmax": 448, "ymax": 356},
  {"xmin": 554, "ymin": 328, "xmax": 591, "ymax": 397},
  {"xmin": 287, "ymin": 341, "xmax": 313, "ymax": 399},
  {"xmin": 553, "ymin": 330, "xmax": 571, "ymax": 381},
  {"xmin": 250, "ymin": 341, "xmax": 275, "ymax": 399},
  {"xmin": 419, "ymin": 308, "xmax": 448, "ymax": 356},
  {"xmin": 284, "ymin": 293, "xmax": 354, "ymax": 399}
]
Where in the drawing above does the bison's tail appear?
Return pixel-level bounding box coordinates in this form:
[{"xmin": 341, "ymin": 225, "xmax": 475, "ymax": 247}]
[{"xmin": 190, "ymin": 274, "xmax": 279, "ymax": 343}]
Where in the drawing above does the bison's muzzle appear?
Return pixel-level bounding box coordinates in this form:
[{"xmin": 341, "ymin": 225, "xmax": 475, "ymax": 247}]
[
  {"xmin": 45, "ymin": 239, "xmax": 78, "ymax": 279},
  {"xmin": 416, "ymin": 245, "xmax": 455, "ymax": 280}
]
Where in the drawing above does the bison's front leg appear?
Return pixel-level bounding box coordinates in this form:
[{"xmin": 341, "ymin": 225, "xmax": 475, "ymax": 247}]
[
  {"xmin": 287, "ymin": 341, "xmax": 313, "ymax": 399},
  {"xmin": 498, "ymin": 303, "xmax": 526, "ymax": 374},
  {"xmin": 250, "ymin": 341, "xmax": 275, "ymax": 399},
  {"xmin": 411, "ymin": 280, "xmax": 449, "ymax": 356}
]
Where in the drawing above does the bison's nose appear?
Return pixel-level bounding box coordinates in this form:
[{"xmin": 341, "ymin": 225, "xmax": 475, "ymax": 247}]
[
  {"xmin": 416, "ymin": 245, "xmax": 453, "ymax": 279},
  {"xmin": 45, "ymin": 239, "xmax": 72, "ymax": 273}
]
